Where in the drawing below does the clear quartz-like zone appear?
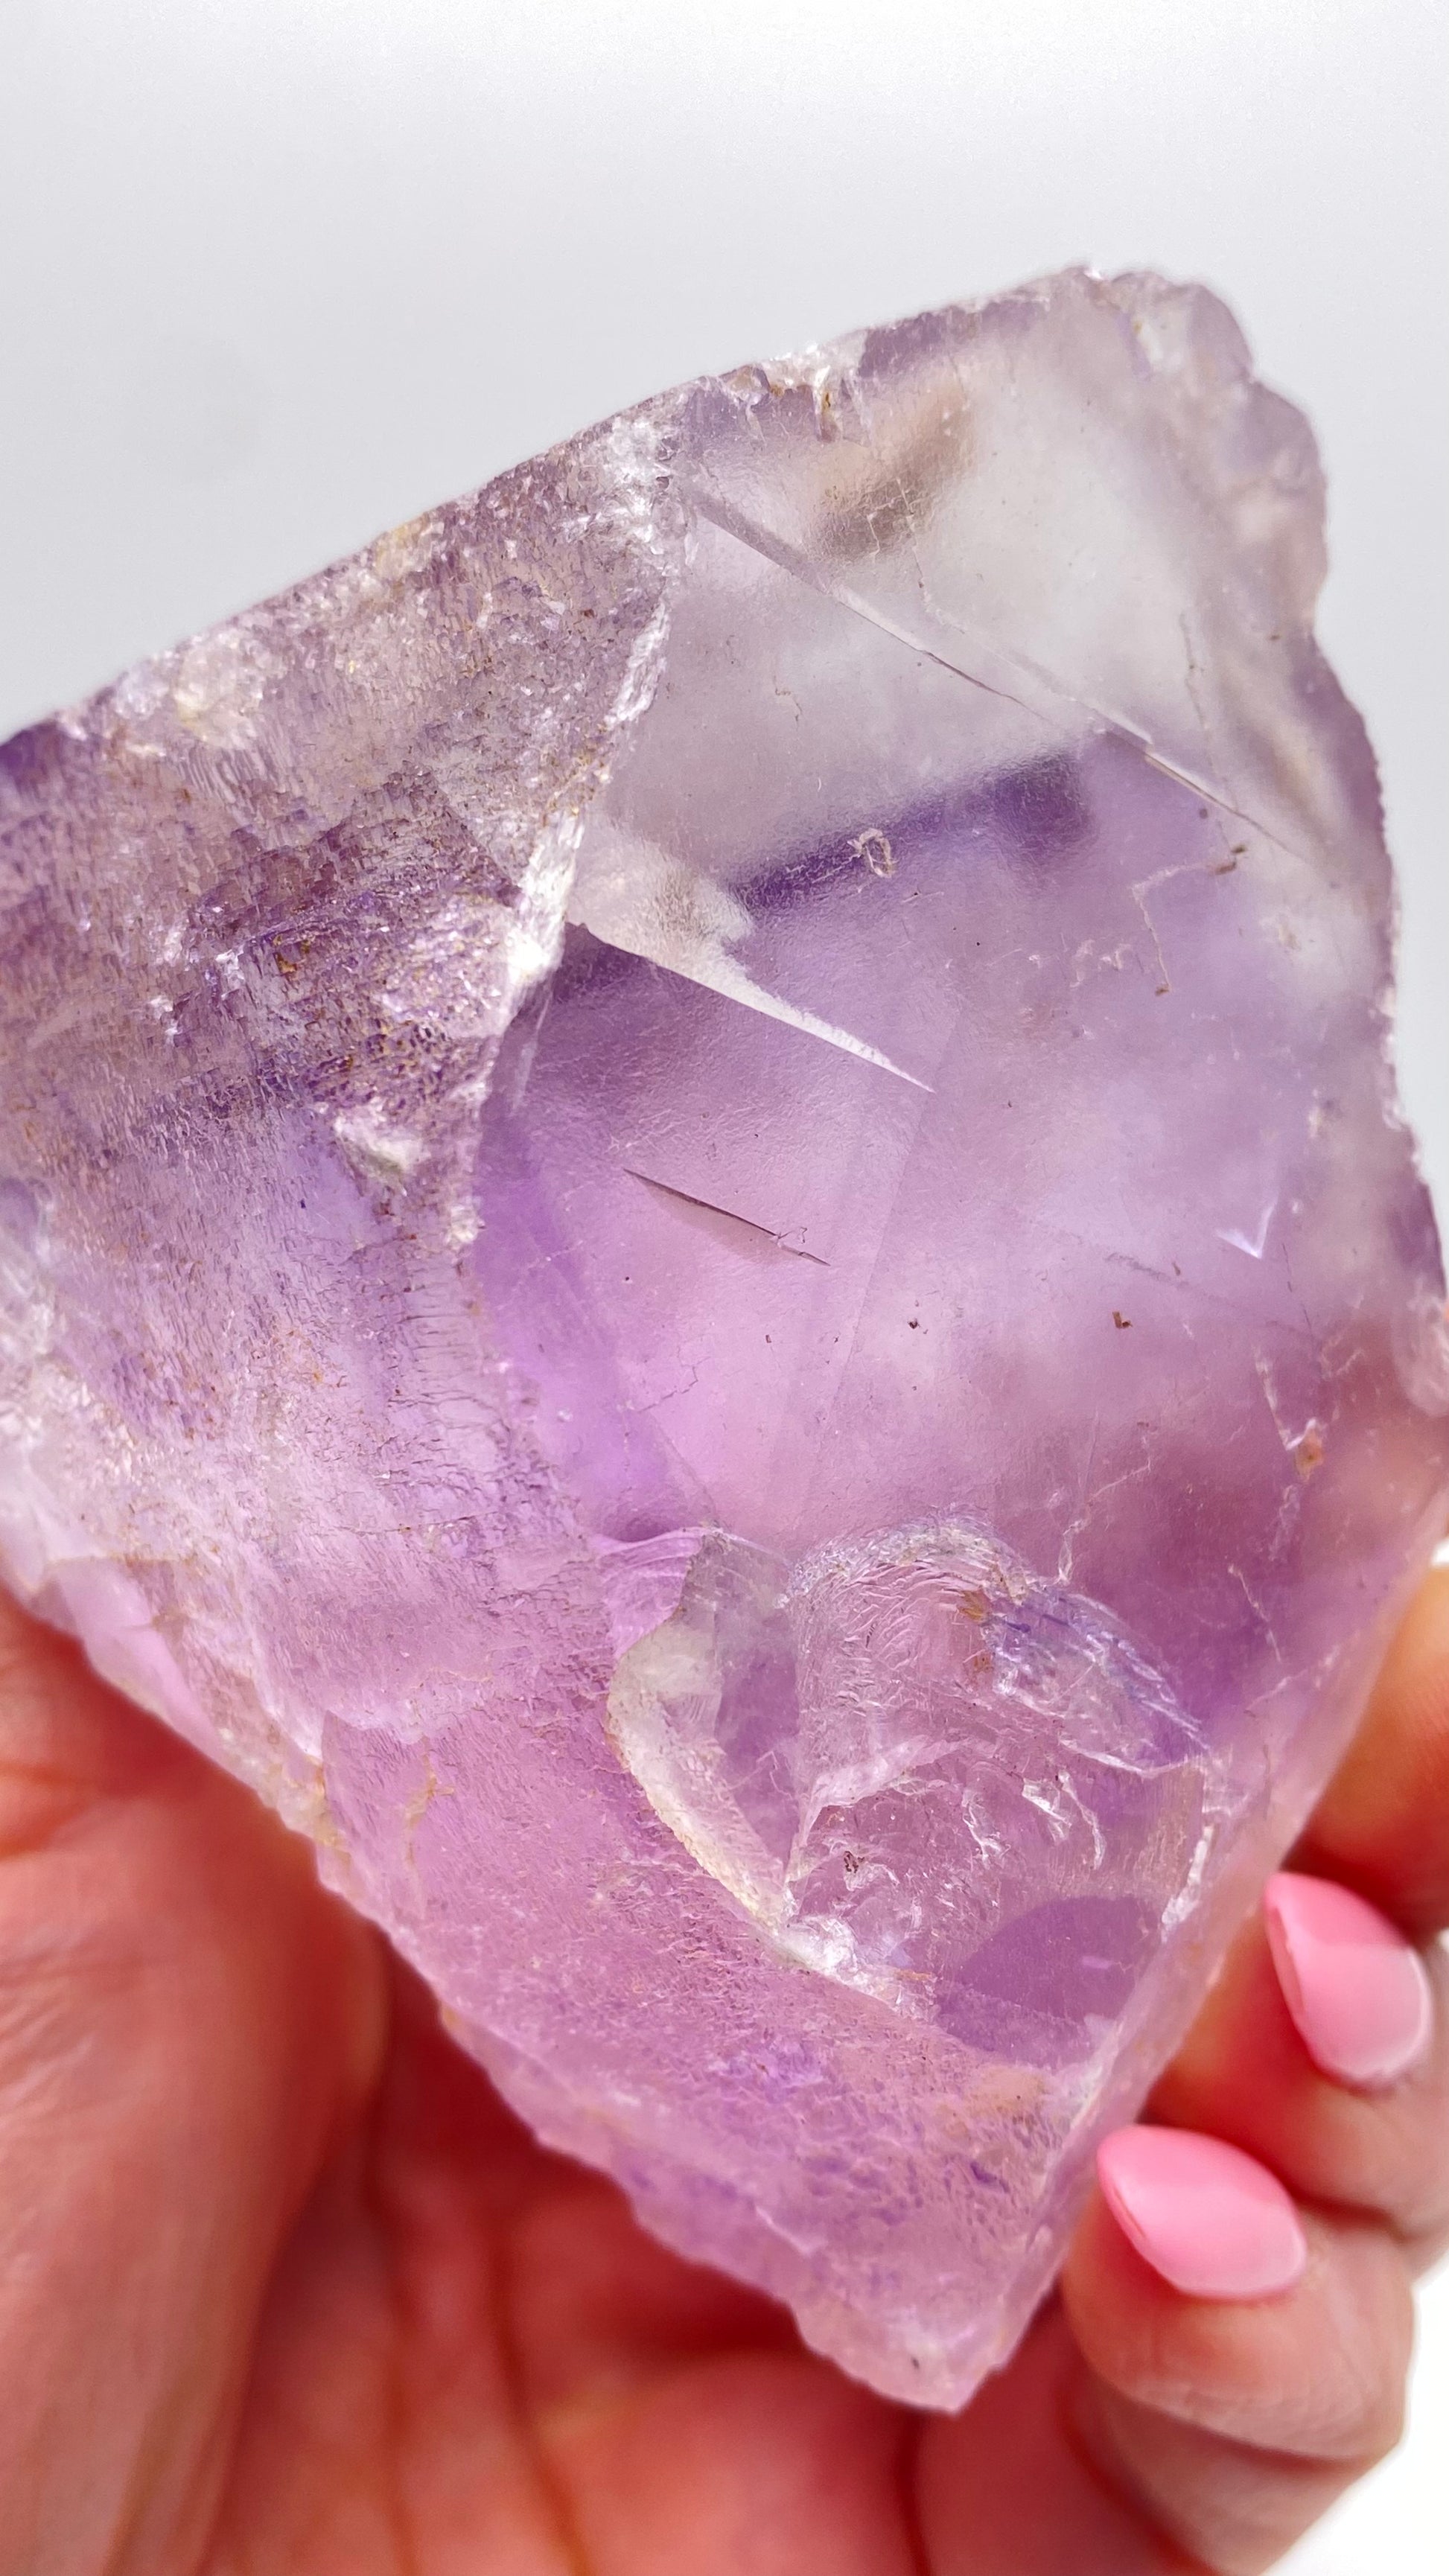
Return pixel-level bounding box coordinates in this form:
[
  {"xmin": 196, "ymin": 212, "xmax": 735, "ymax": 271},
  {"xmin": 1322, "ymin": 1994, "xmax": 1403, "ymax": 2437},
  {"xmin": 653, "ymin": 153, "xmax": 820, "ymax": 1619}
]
[
  {"xmin": 605, "ymin": 1520, "xmax": 1215, "ymax": 2049},
  {"xmin": 1, "ymin": 269, "xmax": 1447, "ymax": 2407}
]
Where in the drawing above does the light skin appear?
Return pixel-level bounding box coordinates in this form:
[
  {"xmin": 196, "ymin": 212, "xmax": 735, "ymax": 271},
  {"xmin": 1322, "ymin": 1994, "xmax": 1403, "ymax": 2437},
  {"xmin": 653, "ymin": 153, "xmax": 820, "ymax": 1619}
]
[{"xmin": 1, "ymin": 1570, "xmax": 1446, "ymax": 2576}]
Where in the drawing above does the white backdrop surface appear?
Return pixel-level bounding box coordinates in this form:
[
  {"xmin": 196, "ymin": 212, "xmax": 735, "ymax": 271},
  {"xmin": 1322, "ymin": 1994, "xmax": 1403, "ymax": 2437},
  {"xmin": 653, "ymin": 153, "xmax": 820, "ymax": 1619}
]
[{"xmin": 1, "ymin": 6, "xmax": 1445, "ymax": 2565}]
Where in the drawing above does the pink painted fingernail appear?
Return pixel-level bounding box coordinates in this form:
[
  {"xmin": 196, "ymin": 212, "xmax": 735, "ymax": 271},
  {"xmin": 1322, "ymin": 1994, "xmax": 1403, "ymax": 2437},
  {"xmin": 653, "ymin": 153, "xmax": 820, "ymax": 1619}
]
[
  {"xmin": 1264, "ymin": 1872, "xmax": 1433, "ymax": 2091},
  {"xmin": 1097, "ymin": 2127, "xmax": 1308, "ymax": 2300}
]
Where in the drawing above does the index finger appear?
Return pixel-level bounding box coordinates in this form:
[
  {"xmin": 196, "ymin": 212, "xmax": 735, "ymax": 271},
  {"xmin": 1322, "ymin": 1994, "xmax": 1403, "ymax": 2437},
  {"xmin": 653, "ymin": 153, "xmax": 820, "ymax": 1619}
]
[{"xmin": 1293, "ymin": 1563, "xmax": 1449, "ymax": 1943}]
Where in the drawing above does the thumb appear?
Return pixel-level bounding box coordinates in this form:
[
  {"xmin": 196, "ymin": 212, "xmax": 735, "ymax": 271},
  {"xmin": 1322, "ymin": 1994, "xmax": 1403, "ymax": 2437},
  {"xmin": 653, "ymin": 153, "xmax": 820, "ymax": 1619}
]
[{"xmin": 0, "ymin": 1591, "xmax": 384, "ymax": 2575}]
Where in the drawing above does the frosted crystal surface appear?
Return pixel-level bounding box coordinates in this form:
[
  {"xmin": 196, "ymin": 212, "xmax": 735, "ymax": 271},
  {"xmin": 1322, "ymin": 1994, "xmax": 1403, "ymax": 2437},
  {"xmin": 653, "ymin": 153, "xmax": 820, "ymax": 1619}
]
[{"xmin": 1, "ymin": 270, "xmax": 1447, "ymax": 2406}]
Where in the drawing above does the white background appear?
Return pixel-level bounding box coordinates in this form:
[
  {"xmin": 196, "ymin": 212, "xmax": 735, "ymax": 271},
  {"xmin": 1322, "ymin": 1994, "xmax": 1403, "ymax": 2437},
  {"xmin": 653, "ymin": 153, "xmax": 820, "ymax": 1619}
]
[{"xmin": 1, "ymin": 5, "xmax": 1445, "ymax": 2563}]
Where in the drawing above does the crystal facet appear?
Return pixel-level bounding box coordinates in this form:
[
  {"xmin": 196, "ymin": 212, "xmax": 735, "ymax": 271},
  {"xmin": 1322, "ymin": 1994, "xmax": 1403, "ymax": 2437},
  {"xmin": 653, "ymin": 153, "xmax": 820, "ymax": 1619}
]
[{"xmin": 1, "ymin": 270, "xmax": 1446, "ymax": 2406}]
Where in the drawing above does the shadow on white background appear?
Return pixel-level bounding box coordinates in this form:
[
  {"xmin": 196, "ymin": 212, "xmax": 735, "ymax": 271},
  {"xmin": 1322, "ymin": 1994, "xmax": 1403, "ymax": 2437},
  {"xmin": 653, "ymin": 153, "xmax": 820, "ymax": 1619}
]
[{"xmin": 1, "ymin": 9, "xmax": 1445, "ymax": 2565}]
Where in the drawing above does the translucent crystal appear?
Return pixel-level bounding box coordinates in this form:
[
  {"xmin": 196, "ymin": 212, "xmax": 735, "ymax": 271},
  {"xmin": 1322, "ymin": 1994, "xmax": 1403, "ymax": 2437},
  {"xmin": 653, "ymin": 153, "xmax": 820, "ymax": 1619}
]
[{"xmin": 1, "ymin": 270, "xmax": 1446, "ymax": 2406}]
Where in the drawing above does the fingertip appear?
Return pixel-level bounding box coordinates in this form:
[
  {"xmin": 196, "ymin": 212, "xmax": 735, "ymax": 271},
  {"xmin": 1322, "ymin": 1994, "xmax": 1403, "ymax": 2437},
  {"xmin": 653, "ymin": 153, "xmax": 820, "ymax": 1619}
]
[
  {"xmin": 1066, "ymin": 2158, "xmax": 1414, "ymax": 2473},
  {"xmin": 1096, "ymin": 2127, "xmax": 1308, "ymax": 2302},
  {"xmin": 1264, "ymin": 1871, "xmax": 1434, "ymax": 2092}
]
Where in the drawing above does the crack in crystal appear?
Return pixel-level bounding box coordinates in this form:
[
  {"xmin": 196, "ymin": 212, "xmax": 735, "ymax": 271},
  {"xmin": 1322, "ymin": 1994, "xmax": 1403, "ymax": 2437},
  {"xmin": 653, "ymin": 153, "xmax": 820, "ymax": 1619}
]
[
  {"xmin": 623, "ymin": 1169, "xmax": 831, "ymax": 1266},
  {"xmin": 570, "ymin": 826, "xmax": 930, "ymax": 1088},
  {"xmin": 687, "ymin": 483, "xmax": 1311, "ymax": 867},
  {"xmin": 687, "ymin": 483, "xmax": 1057, "ymax": 730}
]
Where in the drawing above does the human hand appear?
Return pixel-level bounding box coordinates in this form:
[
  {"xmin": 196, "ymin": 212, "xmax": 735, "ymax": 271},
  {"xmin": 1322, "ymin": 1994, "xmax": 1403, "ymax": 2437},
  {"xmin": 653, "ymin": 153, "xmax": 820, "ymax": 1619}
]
[{"xmin": 1, "ymin": 1570, "xmax": 1445, "ymax": 2575}]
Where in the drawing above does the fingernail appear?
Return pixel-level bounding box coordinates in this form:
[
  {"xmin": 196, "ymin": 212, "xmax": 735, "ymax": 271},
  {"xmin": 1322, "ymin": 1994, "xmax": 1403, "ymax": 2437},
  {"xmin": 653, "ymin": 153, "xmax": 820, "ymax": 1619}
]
[
  {"xmin": 1097, "ymin": 2127, "xmax": 1308, "ymax": 2300},
  {"xmin": 1264, "ymin": 1871, "xmax": 1433, "ymax": 2090}
]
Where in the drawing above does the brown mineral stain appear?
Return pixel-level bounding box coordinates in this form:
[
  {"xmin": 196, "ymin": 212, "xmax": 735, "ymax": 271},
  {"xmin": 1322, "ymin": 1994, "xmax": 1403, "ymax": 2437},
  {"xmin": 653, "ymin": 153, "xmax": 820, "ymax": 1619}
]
[{"xmin": 1294, "ymin": 1426, "xmax": 1326, "ymax": 1479}]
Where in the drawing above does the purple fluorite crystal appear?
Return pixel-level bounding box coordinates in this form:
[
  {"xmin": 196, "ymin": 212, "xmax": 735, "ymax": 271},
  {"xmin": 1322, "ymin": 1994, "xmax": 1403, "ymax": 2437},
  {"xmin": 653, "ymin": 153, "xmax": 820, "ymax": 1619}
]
[{"xmin": 1, "ymin": 270, "xmax": 1446, "ymax": 2406}]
